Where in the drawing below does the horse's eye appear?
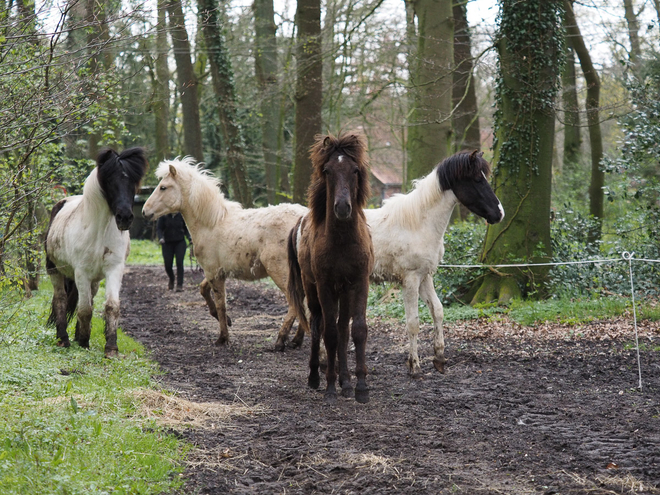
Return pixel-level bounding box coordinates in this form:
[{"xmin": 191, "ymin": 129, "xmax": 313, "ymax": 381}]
[
  {"xmin": 160, "ymin": 186, "xmax": 167, "ymax": 191},
  {"xmin": 353, "ymin": 168, "xmax": 359, "ymax": 174}
]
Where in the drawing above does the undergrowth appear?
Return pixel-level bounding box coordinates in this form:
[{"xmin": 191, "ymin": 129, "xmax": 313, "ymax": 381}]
[{"xmin": 0, "ymin": 280, "xmax": 186, "ymax": 494}]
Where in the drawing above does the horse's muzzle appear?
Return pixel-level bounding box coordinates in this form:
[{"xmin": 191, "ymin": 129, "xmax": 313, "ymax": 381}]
[
  {"xmin": 115, "ymin": 212, "xmax": 134, "ymax": 231},
  {"xmin": 334, "ymin": 201, "xmax": 352, "ymax": 220}
]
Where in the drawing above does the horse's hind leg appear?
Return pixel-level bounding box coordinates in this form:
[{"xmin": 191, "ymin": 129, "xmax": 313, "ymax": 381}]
[
  {"xmin": 402, "ymin": 275, "xmax": 423, "ymax": 378},
  {"xmin": 352, "ymin": 279, "xmax": 370, "ymax": 404},
  {"xmin": 274, "ymin": 307, "xmax": 296, "ymax": 351},
  {"xmin": 49, "ymin": 272, "xmax": 70, "ymax": 347},
  {"xmin": 420, "ymin": 274, "xmax": 446, "ymax": 373}
]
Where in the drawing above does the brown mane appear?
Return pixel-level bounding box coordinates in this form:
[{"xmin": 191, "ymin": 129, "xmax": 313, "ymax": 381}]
[
  {"xmin": 307, "ymin": 132, "xmax": 371, "ymax": 227},
  {"xmin": 436, "ymin": 150, "xmax": 491, "ymax": 191}
]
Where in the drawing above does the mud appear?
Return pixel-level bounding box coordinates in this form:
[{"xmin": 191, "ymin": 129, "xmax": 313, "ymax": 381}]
[{"xmin": 120, "ymin": 266, "xmax": 660, "ymax": 494}]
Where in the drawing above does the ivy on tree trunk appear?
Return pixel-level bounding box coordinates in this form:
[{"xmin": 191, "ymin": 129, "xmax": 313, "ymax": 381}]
[{"xmin": 470, "ymin": 0, "xmax": 564, "ymax": 304}]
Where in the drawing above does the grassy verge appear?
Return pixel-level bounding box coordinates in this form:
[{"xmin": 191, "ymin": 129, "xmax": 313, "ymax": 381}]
[
  {"xmin": 0, "ymin": 280, "xmax": 186, "ymax": 494},
  {"xmin": 127, "ymin": 239, "xmax": 163, "ymax": 266},
  {"xmin": 367, "ymin": 282, "xmax": 660, "ymax": 326}
]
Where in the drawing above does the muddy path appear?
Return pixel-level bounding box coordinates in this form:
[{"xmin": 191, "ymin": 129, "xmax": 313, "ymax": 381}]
[{"xmin": 120, "ymin": 266, "xmax": 660, "ymax": 494}]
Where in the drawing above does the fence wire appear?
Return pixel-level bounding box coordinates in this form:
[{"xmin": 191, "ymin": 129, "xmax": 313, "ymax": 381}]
[{"xmin": 438, "ymin": 252, "xmax": 660, "ymax": 390}]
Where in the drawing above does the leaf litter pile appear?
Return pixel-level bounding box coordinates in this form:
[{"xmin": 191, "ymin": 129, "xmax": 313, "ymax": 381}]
[{"xmin": 120, "ymin": 266, "xmax": 660, "ymax": 494}]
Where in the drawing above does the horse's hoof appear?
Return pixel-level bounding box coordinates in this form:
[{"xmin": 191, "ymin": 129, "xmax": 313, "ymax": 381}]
[
  {"xmin": 274, "ymin": 338, "xmax": 286, "ymax": 352},
  {"xmin": 341, "ymin": 384, "xmax": 354, "ymax": 398},
  {"xmin": 226, "ymin": 316, "xmax": 232, "ymax": 327},
  {"xmin": 104, "ymin": 348, "xmax": 119, "ymax": 359},
  {"xmin": 355, "ymin": 386, "xmax": 369, "ymax": 404},
  {"xmin": 411, "ymin": 371, "xmax": 423, "ymax": 380},
  {"xmin": 214, "ymin": 335, "xmax": 229, "ymax": 346},
  {"xmin": 324, "ymin": 391, "xmax": 337, "ymax": 404},
  {"xmin": 433, "ymin": 357, "xmax": 447, "ymax": 374},
  {"xmin": 308, "ymin": 373, "xmax": 320, "ymax": 390},
  {"xmin": 290, "ymin": 336, "xmax": 304, "ymax": 348},
  {"xmin": 56, "ymin": 340, "xmax": 70, "ymax": 348}
]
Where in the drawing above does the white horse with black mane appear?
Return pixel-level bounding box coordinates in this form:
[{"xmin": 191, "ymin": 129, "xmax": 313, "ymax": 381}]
[
  {"xmin": 45, "ymin": 147, "xmax": 148, "ymax": 357},
  {"xmin": 141, "ymin": 158, "xmax": 309, "ymax": 347}
]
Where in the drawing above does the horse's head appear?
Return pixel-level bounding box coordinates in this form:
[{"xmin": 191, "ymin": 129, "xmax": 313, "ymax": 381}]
[
  {"xmin": 142, "ymin": 161, "xmax": 185, "ymax": 221},
  {"xmin": 97, "ymin": 147, "xmax": 148, "ymax": 231},
  {"xmin": 308, "ymin": 133, "xmax": 370, "ymax": 224},
  {"xmin": 436, "ymin": 150, "xmax": 504, "ymax": 225}
]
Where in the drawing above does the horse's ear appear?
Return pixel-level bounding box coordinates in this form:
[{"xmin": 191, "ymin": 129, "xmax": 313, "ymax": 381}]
[
  {"xmin": 169, "ymin": 164, "xmax": 177, "ymax": 178},
  {"xmin": 323, "ymin": 136, "xmax": 331, "ymax": 148},
  {"xmin": 469, "ymin": 149, "xmax": 480, "ymax": 160}
]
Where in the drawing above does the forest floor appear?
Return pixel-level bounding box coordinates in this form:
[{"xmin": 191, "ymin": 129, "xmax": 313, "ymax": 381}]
[{"xmin": 120, "ymin": 265, "xmax": 660, "ymax": 495}]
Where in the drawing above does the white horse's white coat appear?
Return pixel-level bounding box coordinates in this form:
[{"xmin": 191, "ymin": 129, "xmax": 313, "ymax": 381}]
[
  {"xmin": 142, "ymin": 158, "xmax": 309, "ymax": 345},
  {"xmin": 46, "ymin": 168, "xmax": 130, "ymax": 355},
  {"xmin": 366, "ymin": 171, "xmax": 461, "ymax": 376}
]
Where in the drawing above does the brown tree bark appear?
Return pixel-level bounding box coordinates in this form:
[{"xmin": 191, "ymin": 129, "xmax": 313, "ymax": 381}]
[
  {"xmin": 622, "ymin": 0, "xmax": 641, "ymax": 69},
  {"xmin": 154, "ymin": 0, "xmax": 170, "ymax": 165},
  {"xmin": 254, "ymin": 0, "xmax": 279, "ymax": 204},
  {"xmin": 198, "ymin": 0, "xmax": 252, "ymax": 206},
  {"xmin": 564, "ymin": 0, "xmax": 604, "ymax": 243},
  {"xmin": 166, "ymin": 0, "xmax": 204, "ymax": 162},
  {"xmin": 292, "ymin": 0, "xmax": 322, "ymax": 204},
  {"xmin": 452, "ymin": 1, "xmax": 480, "ymax": 153},
  {"xmin": 562, "ymin": 44, "xmax": 581, "ymax": 170},
  {"xmin": 406, "ymin": 0, "xmax": 453, "ymax": 185}
]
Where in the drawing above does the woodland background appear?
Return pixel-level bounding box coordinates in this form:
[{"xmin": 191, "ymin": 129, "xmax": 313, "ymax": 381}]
[{"xmin": 1, "ymin": 0, "xmax": 659, "ymax": 305}]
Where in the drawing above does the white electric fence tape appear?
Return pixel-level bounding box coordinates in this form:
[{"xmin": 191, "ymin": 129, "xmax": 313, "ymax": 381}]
[{"xmin": 438, "ymin": 252, "xmax": 660, "ymax": 390}]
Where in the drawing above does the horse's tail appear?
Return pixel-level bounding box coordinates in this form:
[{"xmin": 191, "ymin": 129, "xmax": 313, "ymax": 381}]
[
  {"xmin": 287, "ymin": 217, "xmax": 308, "ymax": 330},
  {"xmin": 46, "ymin": 277, "xmax": 78, "ymax": 327}
]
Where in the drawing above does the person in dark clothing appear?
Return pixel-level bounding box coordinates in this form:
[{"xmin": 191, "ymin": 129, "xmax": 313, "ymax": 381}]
[{"xmin": 156, "ymin": 213, "xmax": 191, "ymax": 292}]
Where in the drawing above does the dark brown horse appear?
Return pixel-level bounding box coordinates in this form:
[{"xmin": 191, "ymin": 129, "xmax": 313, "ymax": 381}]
[{"xmin": 287, "ymin": 133, "xmax": 374, "ymax": 404}]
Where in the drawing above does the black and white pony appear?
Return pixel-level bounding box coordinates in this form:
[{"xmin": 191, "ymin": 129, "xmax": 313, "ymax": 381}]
[
  {"xmin": 366, "ymin": 150, "xmax": 504, "ymax": 376},
  {"xmin": 45, "ymin": 147, "xmax": 148, "ymax": 357}
]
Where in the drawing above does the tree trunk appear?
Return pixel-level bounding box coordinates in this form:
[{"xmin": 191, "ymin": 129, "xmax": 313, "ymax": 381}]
[
  {"xmin": 253, "ymin": 0, "xmax": 279, "ymax": 204},
  {"xmin": 622, "ymin": 0, "xmax": 641, "ymax": 69},
  {"xmin": 292, "ymin": 0, "xmax": 322, "ymax": 204},
  {"xmin": 561, "ymin": 44, "xmax": 581, "ymax": 170},
  {"xmin": 452, "ymin": 1, "xmax": 480, "ymax": 153},
  {"xmin": 86, "ymin": 0, "xmax": 111, "ymax": 158},
  {"xmin": 654, "ymin": 0, "xmax": 660, "ymax": 27},
  {"xmin": 564, "ymin": 0, "xmax": 603, "ymax": 243},
  {"xmin": 166, "ymin": 0, "xmax": 204, "ymax": 162},
  {"xmin": 154, "ymin": 0, "xmax": 170, "ymax": 165},
  {"xmin": 198, "ymin": 0, "xmax": 252, "ymax": 206},
  {"xmin": 470, "ymin": 0, "xmax": 563, "ymax": 305},
  {"xmin": 406, "ymin": 0, "xmax": 453, "ymax": 185}
]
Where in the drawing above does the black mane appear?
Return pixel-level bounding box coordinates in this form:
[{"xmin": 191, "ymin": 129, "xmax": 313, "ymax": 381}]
[
  {"xmin": 96, "ymin": 147, "xmax": 148, "ymax": 195},
  {"xmin": 436, "ymin": 150, "xmax": 491, "ymax": 191}
]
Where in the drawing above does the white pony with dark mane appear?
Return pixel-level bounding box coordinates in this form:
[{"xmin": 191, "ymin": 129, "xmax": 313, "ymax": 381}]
[
  {"xmin": 366, "ymin": 150, "xmax": 504, "ymax": 376},
  {"xmin": 46, "ymin": 147, "xmax": 148, "ymax": 357},
  {"xmin": 142, "ymin": 157, "xmax": 309, "ymax": 346}
]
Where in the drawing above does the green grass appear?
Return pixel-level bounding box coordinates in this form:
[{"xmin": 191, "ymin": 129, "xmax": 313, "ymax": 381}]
[
  {"xmin": 367, "ymin": 282, "xmax": 660, "ymax": 326},
  {"xmin": 127, "ymin": 239, "xmax": 162, "ymax": 266},
  {"xmin": 0, "ymin": 280, "xmax": 187, "ymax": 494}
]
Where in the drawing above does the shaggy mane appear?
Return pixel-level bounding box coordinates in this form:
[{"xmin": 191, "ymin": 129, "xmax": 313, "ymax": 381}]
[
  {"xmin": 307, "ymin": 132, "xmax": 371, "ymax": 227},
  {"xmin": 156, "ymin": 157, "xmax": 233, "ymax": 227},
  {"xmin": 381, "ymin": 150, "xmax": 491, "ymax": 230}
]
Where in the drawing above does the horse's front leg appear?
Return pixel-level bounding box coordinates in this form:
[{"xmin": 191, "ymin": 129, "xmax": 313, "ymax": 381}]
[
  {"xmin": 304, "ymin": 280, "xmax": 322, "ymax": 390},
  {"xmin": 49, "ymin": 272, "xmax": 70, "ymax": 347},
  {"xmin": 199, "ymin": 278, "xmax": 232, "ymax": 327},
  {"xmin": 420, "ymin": 274, "xmax": 446, "ymax": 373},
  {"xmin": 274, "ymin": 306, "xmax": 296, "ymax": 351},
  {"xmin": 337, "ymin": 292, "xmax": 353, "ymax": 398},
  {"xmin": 351, "ymin": 279, "xmax": 370, "ymax": 403},
  {"xmin": 74, "ymin": 277, "xmax": 95, "ymax": 351},
  {"xmin": 402, "ymin": 275, "xmax": 423, "ymax": 378},
  {"xmin": 318, "ymin": 286, "xmax": 339, "ymax": 404},
  {"xmin": 103, "ymin": 269, "xmax": 123, "ymax": 358},
  {"xmin": 208, "ymin": 275, "xmax": 230, "ymax": 345},
  {"xmin": 76, "ymin": 281, "xmax": 99, "ymax": 342}
]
